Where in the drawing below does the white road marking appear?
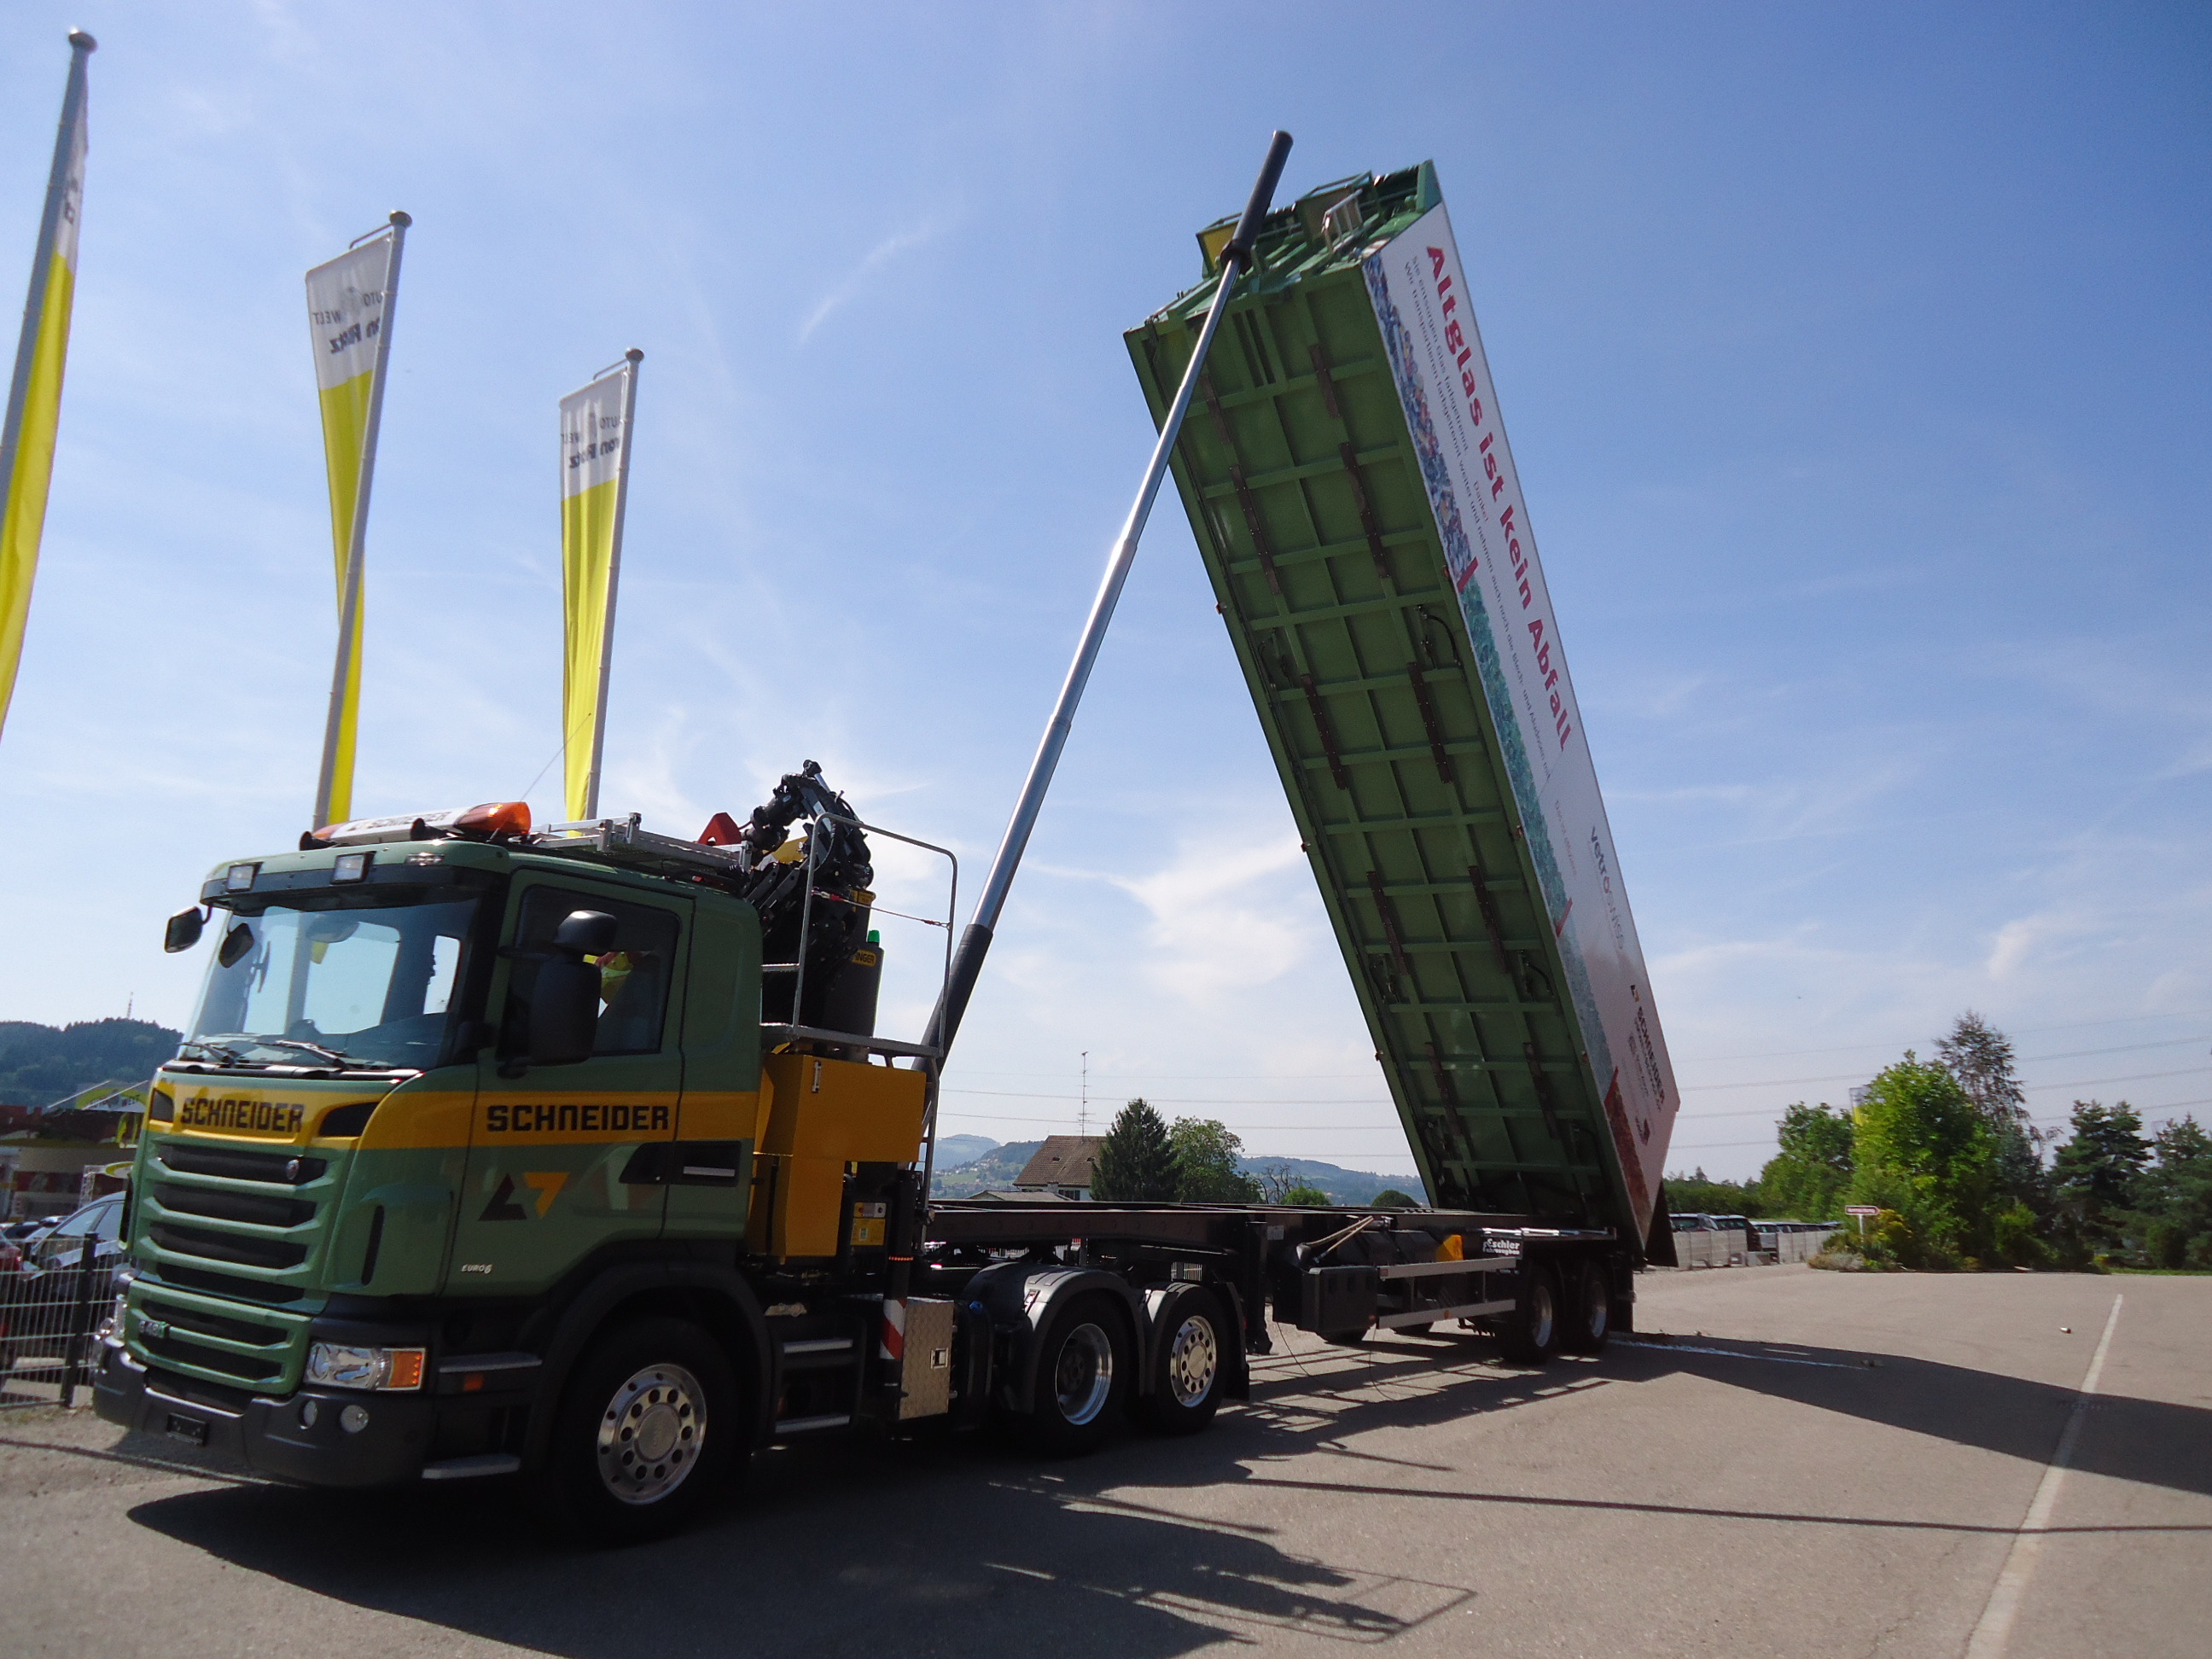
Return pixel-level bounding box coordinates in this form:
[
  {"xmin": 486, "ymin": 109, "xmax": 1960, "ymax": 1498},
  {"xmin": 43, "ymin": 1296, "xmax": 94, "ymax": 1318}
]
[{"xmin": 1964, "ymin": 1292, "xmax": 2125, "ymax": 1659}]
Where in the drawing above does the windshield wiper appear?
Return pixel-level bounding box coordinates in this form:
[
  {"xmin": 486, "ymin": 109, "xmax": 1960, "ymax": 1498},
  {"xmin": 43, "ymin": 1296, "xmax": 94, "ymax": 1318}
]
[
  {"xmin": 253, "ymin": 1038, "xmax": 382, "ymax": 1070},
  {"xmin": 178, "ymin": 1039, "xmax": 252, "ymax": 1066}
]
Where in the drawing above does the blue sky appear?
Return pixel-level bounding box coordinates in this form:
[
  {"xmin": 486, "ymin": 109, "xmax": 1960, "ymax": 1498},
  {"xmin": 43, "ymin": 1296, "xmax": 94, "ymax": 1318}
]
[{"xmin": 1, "ymin": 3, "xmax": 2205, "ymax": 1180}]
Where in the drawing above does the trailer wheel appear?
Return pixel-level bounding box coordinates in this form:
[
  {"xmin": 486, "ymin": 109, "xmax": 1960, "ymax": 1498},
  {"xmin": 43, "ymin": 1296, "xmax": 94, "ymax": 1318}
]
[
  {"xmin": 1561, "ymin": 1260, "xmax": 1613, "ymax": 1354},
  {"xmin": 1497, "ymin": 1262, "xmax": 1562, "ymax": 1365},
  {"xmin": 1140, "ymin": 1288, "xmax": 1227, "ymax": 1436},
  {"xmin": 542, "ymin": 1316, "xmax": 739, "ymax": 1544},
  {"xmin": 1016, "ymin": 1294, "xmax": 1129, "ymax": 1456}
]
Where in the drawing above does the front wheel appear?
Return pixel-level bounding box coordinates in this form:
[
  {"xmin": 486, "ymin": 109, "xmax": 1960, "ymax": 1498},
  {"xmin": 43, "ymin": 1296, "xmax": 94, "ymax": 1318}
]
[
  {"xmin": 1140, "ymin": 1288, "xmax": 1227, "ymax": 1436},
  {"xmin": 541, "ymin": 1316, "xmax": 740, "ymax": 1544},
  {"xmin": 1016, "ymin": 1295, "xmax": 1130, "ymax": 1456}
]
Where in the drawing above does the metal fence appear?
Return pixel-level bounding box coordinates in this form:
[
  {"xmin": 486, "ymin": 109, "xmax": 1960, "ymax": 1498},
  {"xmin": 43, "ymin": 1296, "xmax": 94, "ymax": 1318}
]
[{"xmin": 1, "ymin": 1240, "xmax": 114, "ymax": 1410}]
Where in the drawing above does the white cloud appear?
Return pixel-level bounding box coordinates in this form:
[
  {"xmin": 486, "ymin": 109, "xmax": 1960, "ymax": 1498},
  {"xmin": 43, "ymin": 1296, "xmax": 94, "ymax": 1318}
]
[{"xmin": 797, "ymin": 222, "xmax": 947, "ymax": 343}]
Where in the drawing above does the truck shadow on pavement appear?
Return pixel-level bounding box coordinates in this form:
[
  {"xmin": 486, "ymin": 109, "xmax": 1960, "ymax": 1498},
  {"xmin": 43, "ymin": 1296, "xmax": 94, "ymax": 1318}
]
[{"xmin": 121, "ymin": 1328, "xmax": 2209, "ymax": 1657}]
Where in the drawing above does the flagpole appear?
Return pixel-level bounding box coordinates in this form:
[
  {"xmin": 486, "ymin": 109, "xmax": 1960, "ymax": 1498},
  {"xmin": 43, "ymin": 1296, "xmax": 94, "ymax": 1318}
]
[
  {"xmin": 581, "ymin": 348, "xmax": 641, "ymax": 821},
  {"xmin": 0, "ymin": 31, "xmax": 94, "ymax": 746},
  {"xmin": 311, "ymin": 209, "xmax": 409, "ymax": 830}
]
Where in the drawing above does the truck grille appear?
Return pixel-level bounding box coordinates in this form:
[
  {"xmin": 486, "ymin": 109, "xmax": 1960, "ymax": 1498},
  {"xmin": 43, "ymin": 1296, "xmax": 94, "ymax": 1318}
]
[
  {"xmin": 128, "ymin": 1132, "xmax": 344, "ymax": 1392},
  {"xmin": 129, "ymin": 1282, "xmax": 306, "ymax": 1390},
  {"xmin": 144, "ymin": 1220, "xmax": 311, "ymax": 1270},
  {"xmin": 156, "ymin": 1143, "xmax": 325, "ymax": 1185},
  {"xmin": 152, "ymin": 1182, "xmax": 317, "ymax": 1230}
]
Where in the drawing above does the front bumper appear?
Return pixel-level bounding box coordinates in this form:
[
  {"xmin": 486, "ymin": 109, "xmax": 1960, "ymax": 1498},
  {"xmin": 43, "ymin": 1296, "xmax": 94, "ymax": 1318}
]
[{"xmin": 94, "ymin": 1338, "xmax": 441, "ymax": 1487}]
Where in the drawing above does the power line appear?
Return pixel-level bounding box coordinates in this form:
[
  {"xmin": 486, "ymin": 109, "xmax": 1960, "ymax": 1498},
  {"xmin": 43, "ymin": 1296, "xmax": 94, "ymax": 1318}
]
[{"xmin": 1671, "ymin": 1009, "xmax": 2212, "ymax": 1063}]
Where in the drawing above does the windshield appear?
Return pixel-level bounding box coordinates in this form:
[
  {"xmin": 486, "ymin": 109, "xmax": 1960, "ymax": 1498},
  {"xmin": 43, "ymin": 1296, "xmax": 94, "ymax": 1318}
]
[{"xmin": 188, "ymin": 895, "xmax": 478, "ymax": 1070}]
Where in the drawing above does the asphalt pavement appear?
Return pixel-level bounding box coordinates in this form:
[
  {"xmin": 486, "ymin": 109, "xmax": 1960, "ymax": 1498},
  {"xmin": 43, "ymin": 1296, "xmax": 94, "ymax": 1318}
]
[{"xmin": 3, "ymin": 1266, "xmax": 2205, "ymax": 1657}]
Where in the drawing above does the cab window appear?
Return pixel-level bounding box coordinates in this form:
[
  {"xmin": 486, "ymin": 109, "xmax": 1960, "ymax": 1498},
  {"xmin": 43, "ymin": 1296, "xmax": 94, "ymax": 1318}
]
[{"xmin": 505, "ymin": 886, "xmax": 681, "ymax": 1057}]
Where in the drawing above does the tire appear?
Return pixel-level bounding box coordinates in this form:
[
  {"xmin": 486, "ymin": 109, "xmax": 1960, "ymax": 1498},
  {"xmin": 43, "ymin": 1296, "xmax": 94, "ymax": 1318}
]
[
  {"xmin": 1497, "ymin": 1261, "xmax": 1562, "ymax": 1365},
  {"xmin": 1140, "ymin": 1288, "xmax": 1227, "ymax": 1436},
  {"xmin": 1016, "ymin": 1294, "xmax": 1131, "ymax": 1456},
  {"xmin": 540, "ymin": 1316, "xmax": 740, "ymax": 1545},
  {"xmin": 1561, "ymin": 1260, "xmax": 1613, "ymax": 1355}
]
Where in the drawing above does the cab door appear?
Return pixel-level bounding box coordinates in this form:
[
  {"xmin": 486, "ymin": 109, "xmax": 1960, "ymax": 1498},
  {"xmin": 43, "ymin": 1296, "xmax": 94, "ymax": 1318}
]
[{"xmin": 450, "ymin": 876, "xmax": 690, "ymax": 1295}]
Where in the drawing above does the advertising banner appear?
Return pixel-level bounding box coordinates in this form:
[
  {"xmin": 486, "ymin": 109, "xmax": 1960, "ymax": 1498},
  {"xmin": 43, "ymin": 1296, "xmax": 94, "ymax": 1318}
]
[
  {"xmin": 1361, "ymin": 203, "xmax": 1680, "ymax": 1232},
  {"xmin": 0, "ymin": 34, "xmax": 93, "ymax": 746},
  {"xmin": 559, "ymin": 354, "xmax": 639, "ymax": 821},
  {"xmin": 305, "ymin": 224, "xmax": 405, "ymax": 826}
]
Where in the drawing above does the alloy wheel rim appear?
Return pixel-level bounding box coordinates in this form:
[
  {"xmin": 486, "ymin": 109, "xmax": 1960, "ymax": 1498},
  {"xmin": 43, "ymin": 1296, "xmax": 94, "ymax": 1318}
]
[
  {"xmin": 595, "ymin": 1362, "xmax": 707, "ymax": 1505},
  {"xmin": 1530, "ymin": 1284, "xmax": 1556, "ymax": 1349},
  {"xmin": 1165, "ymin": 1313, "xmax": 1219, "ymax": 1406},
  {"xmin": 1054, "ymin": 1323, "xmax": 1115, "ymax": 1425}
]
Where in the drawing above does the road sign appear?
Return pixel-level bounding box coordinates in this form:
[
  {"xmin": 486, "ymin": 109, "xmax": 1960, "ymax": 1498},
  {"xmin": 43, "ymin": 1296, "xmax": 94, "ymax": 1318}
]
[{"xmin": 1844, "ymin": 1206, "xmax": 1881, "ymax": 1216}]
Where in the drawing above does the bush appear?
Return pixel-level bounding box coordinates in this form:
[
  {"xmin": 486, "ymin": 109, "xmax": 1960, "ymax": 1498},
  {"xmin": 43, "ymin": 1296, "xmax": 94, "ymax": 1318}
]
[
  {"xmin": 1369, "ymin": 1189, "xmax": 1419, "ymax": 1208},
  {"xmin": 1852, "ymin": 1207, "xmax": 1961, "ymax": 1271},
  {"xmin": 1280, "ymin": 1184, "xmax": 1330, "ymax": 1206},
  {"xmin": 2144, "ymin": 1220, "xmax": 2186, "ymax": 1270},
  {"xmin": 1992, "ymin": 1202, "xmax": 2049, "ymax": 1269}
]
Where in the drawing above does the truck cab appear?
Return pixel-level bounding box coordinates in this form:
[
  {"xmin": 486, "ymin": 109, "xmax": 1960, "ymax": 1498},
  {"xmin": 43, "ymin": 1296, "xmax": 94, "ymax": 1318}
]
[{"xmin": 96, "ymin": 796, "xmax": 936, "ymax": 1537}]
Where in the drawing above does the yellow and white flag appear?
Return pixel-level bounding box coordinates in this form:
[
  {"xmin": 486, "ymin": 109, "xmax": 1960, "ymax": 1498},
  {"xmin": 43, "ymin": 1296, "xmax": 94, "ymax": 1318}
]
[
  {"xmin": 0, "ymin": 32, "xmax": 94, "ymax": 747},
  {"xmin": 560, "ymin": 352, "xmax": 641, "ymax": 821},
  {"xmin": 305, "ymin": 216, "xmax": 406, "ymax": 827}
]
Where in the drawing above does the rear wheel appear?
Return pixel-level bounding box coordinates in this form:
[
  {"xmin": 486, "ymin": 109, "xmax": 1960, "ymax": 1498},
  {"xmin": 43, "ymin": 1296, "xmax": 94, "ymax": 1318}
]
[
  {"xmin": 541, "ymin": 1316, "xmax": 739, "ymax": 1544},
  {"xmin": 1497, "ymin": 1262, "xmax": 1562, "ymax": 1365},
  {"xmin": 1140, "ymin": 1289, "xmax": 1227, "ymax": 1436},
  {"xmin": 1016, "ymin": 1295, "xmax": 1130, "ymax": 1456},
  {"xmin": 1561, "ymin": 1260, "xmax": 1613, "ymax": 1354}
]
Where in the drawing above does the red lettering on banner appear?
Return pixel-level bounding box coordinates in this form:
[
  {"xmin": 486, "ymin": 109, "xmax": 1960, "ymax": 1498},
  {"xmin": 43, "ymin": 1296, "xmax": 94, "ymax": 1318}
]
[{"xmin": 1445, "ymin": 320, "xmax": 1465, "ymax": 354}]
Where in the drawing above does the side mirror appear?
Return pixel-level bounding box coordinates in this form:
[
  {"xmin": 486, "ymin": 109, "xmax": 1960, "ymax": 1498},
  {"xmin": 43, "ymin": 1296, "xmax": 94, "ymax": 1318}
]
[
  {"xmin": 553, "ymin": 909, "xmax": 619, "ymax": 957},
  {"xmin": 522, "ymin": 911, "xmax": 617, "ymax": 1067},
  {"xmin": 528, "ymin": 959, "xmax": 602, "ymax": 1065},
  {"xmin": 164, "ymin": 907, "xmax": 207, "ymax": 953},
  {"xmin": 217, "ymin": 923, "xmax": 256, "ymax": 969}
]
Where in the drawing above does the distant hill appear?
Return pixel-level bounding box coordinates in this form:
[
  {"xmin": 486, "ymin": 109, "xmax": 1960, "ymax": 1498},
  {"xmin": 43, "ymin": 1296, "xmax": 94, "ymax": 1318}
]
[
  {"xmin": 0, "ymin": 1020, "xmax": 180, "ymax": 1108},
  {"xmin": 1240, "ymin": 1157, "xmax": 1426, "ymax": 1206},
  {"xmin": 931, "ymin": 1140, "xmax": 1043, "ymax": 1199},
  {"xmin": 933, "ymin": 1134, "xmax": 998, "ymax": 1170}
]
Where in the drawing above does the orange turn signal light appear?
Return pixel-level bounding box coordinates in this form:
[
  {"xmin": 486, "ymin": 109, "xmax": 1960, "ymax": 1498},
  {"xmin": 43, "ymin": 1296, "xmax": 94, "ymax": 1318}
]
[
  {"xmin": 456, "ymin": 800, "xmax": 531, "ymax": 839},
  {"xmin": 383, "ymin": 1348, "xmax": 427, "ymax": 1392}
]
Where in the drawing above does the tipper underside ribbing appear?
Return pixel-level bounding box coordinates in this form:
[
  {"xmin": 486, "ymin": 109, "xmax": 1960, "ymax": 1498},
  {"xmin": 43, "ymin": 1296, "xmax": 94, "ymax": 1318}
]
[{"xmin": 1126, "ymin": 162, "xmax": 1673, "ymax": 1238}]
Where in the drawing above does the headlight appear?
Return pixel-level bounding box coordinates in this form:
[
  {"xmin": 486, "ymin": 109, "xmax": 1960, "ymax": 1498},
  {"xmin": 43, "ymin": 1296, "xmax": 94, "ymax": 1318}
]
[{"xmin": 305, "ymin": 1342, "xmax": 426, "ymax": 1392}]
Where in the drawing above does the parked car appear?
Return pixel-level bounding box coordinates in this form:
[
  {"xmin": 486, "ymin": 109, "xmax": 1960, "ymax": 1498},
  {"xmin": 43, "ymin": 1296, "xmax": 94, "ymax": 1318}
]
[{"xmin": 0, "ymin": 1193, "xmax": 126, "ymax": 1394}]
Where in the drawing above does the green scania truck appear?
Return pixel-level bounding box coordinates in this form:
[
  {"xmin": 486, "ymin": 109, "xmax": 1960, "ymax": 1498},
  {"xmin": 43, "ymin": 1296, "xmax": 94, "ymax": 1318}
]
[{"xmin": 95, "ymin": 146, "xmax": 1681, "ymax": 1541}]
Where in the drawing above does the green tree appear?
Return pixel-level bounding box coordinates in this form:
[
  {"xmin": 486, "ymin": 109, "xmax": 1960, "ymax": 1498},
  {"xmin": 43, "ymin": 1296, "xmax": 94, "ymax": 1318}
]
[
  {"xmin": 2051, "ymin": 1099, "xmax": 2149, "ymax": 1255},
  {"xmin": 1369, "ymin": 1189, "xmax": 1420, "ymax": 1208},
  {"xmin": 1168, "ymin": 1117, "xmax": 1260, "ymax": 1202},
  {"xmin": 2133, "ymin": 1115, "xmax": 2212, "ymax": 1268},
  {"xmin": 1756, "ymin": 1103, "xmax": 1855, "ymax": 1220},
  {"xmin": 1936, "ymin": 1011, "xmax": 2046, "ymax": 1214},
  {"xmin": 1663, "ymin": 1167, "xmax": 1763, "ymax": 1219},
  {"xmin": 1089, "ymin": 1098, "xmax": 1178, "ymax": 1202},
  {"xmin": 1279, "ymin": 1183, "xmax": 1331, "ymax": 1206},
  {"xmin": 1848, "ymin": 1053, "xmax": 1998, "ymax": 1265}
]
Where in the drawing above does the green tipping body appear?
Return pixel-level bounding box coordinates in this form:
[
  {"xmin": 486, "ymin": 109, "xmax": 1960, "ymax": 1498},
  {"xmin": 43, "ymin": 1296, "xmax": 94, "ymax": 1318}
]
[{"xmin": 1126, "ymin": 162, "xmax": 1659, "ymax": 1236}]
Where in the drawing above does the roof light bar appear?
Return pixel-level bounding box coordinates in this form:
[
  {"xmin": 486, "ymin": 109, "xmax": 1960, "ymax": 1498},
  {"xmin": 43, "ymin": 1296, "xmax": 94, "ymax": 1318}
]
[{"xmin": 309, "ymin": 800, "xmax": 532, "ymax": 847}]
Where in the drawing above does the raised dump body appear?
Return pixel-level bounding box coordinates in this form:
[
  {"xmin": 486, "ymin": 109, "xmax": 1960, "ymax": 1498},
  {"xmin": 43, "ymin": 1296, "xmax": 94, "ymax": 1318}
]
[{"xmin": 1125, "ymin": 161, "xmax": 1680, "ymax": 1251}]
